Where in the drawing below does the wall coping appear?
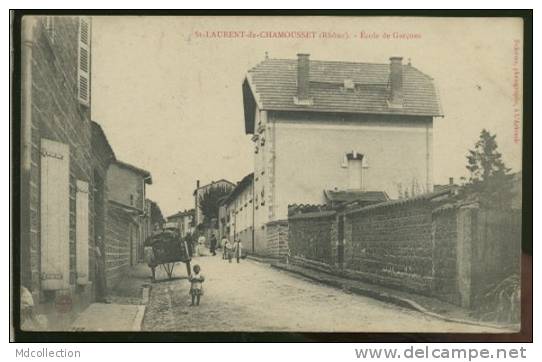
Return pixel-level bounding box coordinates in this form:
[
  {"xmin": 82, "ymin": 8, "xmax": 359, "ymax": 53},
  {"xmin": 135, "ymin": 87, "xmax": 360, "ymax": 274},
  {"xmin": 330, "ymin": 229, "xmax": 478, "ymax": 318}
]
[
  {"xmin": 267, "ymin": 219, "xmax": 289, "ymax": 226},
  {"xmin": 289, "ymin": 210, "xmax": 337, "ymax": 220},
  {"xmin": 343, "ymin": 188, "xmax": 456, "ymax": 216}
]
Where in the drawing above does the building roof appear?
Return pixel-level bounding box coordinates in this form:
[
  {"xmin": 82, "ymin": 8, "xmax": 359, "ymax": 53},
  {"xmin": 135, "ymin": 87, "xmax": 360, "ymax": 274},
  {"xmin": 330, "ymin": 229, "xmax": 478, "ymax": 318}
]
[
  {"xmin": 167, "ymin": 209, "xmax": 195, "ymax": 220},
  {"xmin": 90, "ymin": 121, "xmax": 116, "ymax": 162},
  {"xmin": 193, "ymin": 179, "xmax": 236, "ymax": 196},
  {"xmin": 243, "ymin": 57, "xmax": 443, "ymax": 133},
  {"xmin": 324, "ymin": 190, "xmax": 390, "ymax": 204},
  {"xmin": 224, "ymin": 173, "xmax": 254, "ymax": 206},
  {"xmin": 114, "ymin": 160, "xmax": 153, "ymax": 184}
]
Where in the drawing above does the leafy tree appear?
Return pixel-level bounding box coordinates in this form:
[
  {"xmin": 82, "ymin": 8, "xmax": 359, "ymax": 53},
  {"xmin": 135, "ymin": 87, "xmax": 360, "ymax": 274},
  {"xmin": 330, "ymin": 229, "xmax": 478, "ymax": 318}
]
[
  {"xmin": 466, "ymin": 129, "xmax": 510, "ymax": 183},
  {"xmin": 198, "ymin": 185, "xmax": 231, "ymax": 225},
  {"xmin": 150, "ymin": 201, "xmax": 164, "ymax": 226},
  {"xmin": 465, "ymin": 129, "xmax": 512, "ymax": 207}
]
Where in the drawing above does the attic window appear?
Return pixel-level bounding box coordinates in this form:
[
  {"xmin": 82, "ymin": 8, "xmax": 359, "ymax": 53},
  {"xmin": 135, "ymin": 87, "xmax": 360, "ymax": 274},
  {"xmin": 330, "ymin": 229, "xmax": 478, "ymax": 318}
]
[{"xmin": 343, "ymin": 79, "xmax": 355, "ymax": 90}]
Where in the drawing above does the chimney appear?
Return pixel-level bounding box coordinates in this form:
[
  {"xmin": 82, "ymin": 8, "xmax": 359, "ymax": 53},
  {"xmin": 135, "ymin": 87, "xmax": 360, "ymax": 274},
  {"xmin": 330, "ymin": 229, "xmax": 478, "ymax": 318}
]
[
  {"xmin": 449, "ymin": 177, "xmax": 454, "ymax": 185},
  {"xmin": 294, "ymin": 53, "xmax": 313, "ymax": 105},
  {"xmin": 388, "ymin": 56, "xmax": 404, "ymax": 108},
  {"xmin": 196, "ymin": 180, "xmax": 200, "ymax": 189}
]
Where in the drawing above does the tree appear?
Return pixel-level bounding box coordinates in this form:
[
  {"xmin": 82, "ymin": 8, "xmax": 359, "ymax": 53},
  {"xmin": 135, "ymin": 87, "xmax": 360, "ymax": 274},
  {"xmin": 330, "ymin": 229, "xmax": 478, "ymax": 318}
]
[
  {"xmin": 150, "ymin": 201, "xmax": 164, "ymax": 226},
  {"xmin": 465, "ymin": 129, "xmax": 512, "ymax": 207},
  {"xmin": 466, "ymin": 129, "xmax": 510, "ymax": 183},
  {"xmin": 198, "ymin": 185, "xmax": 231, "ymax": 225}
]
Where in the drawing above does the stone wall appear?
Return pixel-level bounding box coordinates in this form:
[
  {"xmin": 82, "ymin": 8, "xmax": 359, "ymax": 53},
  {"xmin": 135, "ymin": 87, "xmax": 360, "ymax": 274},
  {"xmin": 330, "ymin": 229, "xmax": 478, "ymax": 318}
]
[
  {"xmin": 287, "ymin": 193, "xmax": 522, "ymax": 310},
  {"xmin": 430, "ymin": 207, "xmax": 459, "ymax": 303},
  {"xmin": 104, "ymin": 203, "xmax": 134, "ymax": 289},
  {"xmin": 288, "ymin": 212, "xmax": 336, "ymax": 265},
  {"xmin": 27, "ymin": 16, "xmax": 95, "ymax": 311},
  {"xmin": 343, "ymin": 200, "xmax": 435, "ymax": 294},
  {"xmin": 266, "ymin": 220, "xmax": 289, "ymax": 258}
]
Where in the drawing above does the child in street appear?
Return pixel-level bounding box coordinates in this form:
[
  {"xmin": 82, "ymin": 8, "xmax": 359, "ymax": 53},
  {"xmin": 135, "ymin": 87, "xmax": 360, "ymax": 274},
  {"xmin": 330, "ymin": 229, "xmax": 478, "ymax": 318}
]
[{"xmin": 189, "ymin": 264, "xmax": 205, "ymax": 306}]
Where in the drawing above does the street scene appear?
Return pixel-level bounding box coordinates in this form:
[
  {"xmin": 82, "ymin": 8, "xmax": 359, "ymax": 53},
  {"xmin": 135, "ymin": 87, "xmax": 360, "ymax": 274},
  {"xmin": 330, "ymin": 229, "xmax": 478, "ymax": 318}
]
[
  {"xmin": 17, "ymin": 16, "xmax": 523, "ymax": 335},
  {"xmin": 140, "ymin": 252, "xmax": 503, "ymax": 333}
]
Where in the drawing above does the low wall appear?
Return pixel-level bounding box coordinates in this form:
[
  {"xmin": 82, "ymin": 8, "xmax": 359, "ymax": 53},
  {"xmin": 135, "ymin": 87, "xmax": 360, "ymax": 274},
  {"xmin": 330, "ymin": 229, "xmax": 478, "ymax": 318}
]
[
  {"xmin": 287, "ymin": 192, "xmax": 522, "ymax": 311},
  {"xmin": 343, "ymin": 200, "xmax": 435, "ymax": 294},
  {"xmin": 288, "ymin": 211, "xmax": 336, "ymax": 266},
  {"xmin": 267, "ymin": 219, "xmax": 289, "ymax": 258}
]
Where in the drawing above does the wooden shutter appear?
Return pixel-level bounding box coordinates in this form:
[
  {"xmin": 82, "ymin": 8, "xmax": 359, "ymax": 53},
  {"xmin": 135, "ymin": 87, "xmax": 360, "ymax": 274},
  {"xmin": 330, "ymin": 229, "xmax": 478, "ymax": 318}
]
[
  {"xmin": 76, "ymin": 180, "xmax": 89, "ymax": 285},
  {"xmin": 40, "ymin": 139, "xmax": 70, "ymax": 290},
  {"xmin": 77, "ymin": 17, "xmax": 91, "ymax": 106}
]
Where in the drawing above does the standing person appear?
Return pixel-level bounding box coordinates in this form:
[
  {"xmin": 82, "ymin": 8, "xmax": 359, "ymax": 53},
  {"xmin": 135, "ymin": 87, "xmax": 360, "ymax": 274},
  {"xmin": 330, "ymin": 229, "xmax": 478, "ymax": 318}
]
[
  {"xmin": 225, "ymin": 238, "xmax": 233, "ymax": 263},
  {"xmin": 94, "ymin": 236, "xmax": 107, "ymax": 302},
  {"xmin": 188, "ymin": 264, "xmax": 205, "ymax": 306},
  {"xmin": 221, "ymin": 235, "xmax": 229, "ymax": 260},
  {"xmin": 234, "ymin": 238, "xmax": 243, "ymax": 264},
  {"xmin": 197, "ymin": 233, "xmax": 206, "ymax": 256},
  {"xmin": 209, "ymin": 233, "xmax": 217, "ymax": 256}
]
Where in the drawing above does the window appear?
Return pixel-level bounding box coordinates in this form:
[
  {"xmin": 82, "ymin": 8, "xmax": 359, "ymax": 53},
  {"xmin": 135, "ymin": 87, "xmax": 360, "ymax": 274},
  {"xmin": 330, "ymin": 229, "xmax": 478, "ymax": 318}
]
[
  {"xmin": 77, "ymin": 17, "xmax": 91, "ymax": 106},
  {"xmin": 346, "ymin": 151, "xmax": 363, "ymax": 189}
]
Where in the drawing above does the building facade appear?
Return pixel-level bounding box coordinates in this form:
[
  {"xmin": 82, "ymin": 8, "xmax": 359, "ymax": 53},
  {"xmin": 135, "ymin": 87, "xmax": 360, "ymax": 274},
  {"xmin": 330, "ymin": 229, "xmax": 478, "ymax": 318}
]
[
  {"xmin": 193, "ymin": 179, "xmax": 235, "ymax": 227},
  {"xmin": 104, "ymin": 161, "xmax": 152, "ymax": 288},
  {"xmin": 166, "ymin": 209, "xmax": 195, "ymax": 238},
  {"xmin": 222, "ymin": 173, "xmax": 254, "ymax": 251},
  {"xmin": 242, "ymin": 54, "xmax": 443, "ymax": 256},
  {"xmin": 20, "ymin": 16, "xmax": 100, "ymax": 328}
]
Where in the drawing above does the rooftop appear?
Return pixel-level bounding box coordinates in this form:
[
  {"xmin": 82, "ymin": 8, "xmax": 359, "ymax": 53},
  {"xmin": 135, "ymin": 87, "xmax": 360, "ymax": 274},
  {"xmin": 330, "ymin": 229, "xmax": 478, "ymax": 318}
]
[
  {"xmin": 324, "ymin": 190, "xmax": 390, "ymax": 205},
  {"xmin": 243, "ymin": 57, "xmax": 443, "ymax": 133}
]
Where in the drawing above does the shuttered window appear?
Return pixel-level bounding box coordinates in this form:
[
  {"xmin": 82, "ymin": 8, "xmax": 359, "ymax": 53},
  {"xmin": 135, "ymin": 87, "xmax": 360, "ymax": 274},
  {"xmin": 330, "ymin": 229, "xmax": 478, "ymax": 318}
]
[
  {"xmin": 76, "ymin": 180, "xmax": 89, "ymax": 285},
  {"xmin": 40, "ymin": 139, "xmax": 70, "ymax": 290},
  {"xmin": 77, "ymin": 17, "xmax": 91, "ymax": 106}
]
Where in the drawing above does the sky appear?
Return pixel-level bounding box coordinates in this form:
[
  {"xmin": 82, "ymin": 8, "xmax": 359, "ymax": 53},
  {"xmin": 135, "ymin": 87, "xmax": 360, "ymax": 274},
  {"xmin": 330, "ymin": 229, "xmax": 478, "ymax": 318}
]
[{"xmin": 91, "ymin": 16, "xmax": 524, "ymax": 216}]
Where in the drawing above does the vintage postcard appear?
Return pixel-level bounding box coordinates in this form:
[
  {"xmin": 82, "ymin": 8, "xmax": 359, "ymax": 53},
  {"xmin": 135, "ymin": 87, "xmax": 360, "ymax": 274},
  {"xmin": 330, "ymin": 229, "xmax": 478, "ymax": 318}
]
[{"xmin": 13, "ymin": 14, "xmax": 527, "ymax": 337}]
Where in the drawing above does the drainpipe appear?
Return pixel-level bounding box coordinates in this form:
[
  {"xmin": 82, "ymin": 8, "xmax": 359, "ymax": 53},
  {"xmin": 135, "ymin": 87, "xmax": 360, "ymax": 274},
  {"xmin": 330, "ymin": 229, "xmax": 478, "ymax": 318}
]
[{"xmin": 21, "ymin": 16, "xmax": 35, "ymax": 290}]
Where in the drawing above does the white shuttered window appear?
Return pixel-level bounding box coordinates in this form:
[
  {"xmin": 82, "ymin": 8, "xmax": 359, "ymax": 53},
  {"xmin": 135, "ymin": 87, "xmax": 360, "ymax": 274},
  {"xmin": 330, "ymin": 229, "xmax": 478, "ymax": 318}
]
[
  {"xmin": 40, "ymin": 139, "xmax": 70, "ymax": 290},
  {"xmin": 77, "ymin": 17, "xmax": 91, "ymax": 106},
  {"xmin": 76, "ymin": 180, "xmax": 89, "ymax": 285}
]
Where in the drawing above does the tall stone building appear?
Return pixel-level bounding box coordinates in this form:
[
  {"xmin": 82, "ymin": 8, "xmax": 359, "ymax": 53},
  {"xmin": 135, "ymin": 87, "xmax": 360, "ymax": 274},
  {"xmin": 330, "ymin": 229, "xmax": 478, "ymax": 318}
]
[{"xmin": 20, "ymin": 16, "xmax": 98, "ymax": 327}]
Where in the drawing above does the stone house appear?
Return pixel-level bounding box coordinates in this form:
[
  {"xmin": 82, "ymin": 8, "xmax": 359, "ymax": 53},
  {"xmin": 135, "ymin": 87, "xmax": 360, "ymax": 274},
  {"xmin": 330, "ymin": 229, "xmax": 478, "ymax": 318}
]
[
  {"xmin": 193, "ymin": 179, "xmax": 235, "ymax": 227},
  {"xmin": 19, "ymin": 15, "xmax": 108, "ymax": 328},
  {"xmin": 166, "ymin": 208, "xmax": 195, "ymax": 238},
  {"xmin": 241, "ymin": 53, "xmax": 443, "ymax": 257},
  {"xmin": 104, "ymin": 161, "xmax": 152, "ymax": 288}
]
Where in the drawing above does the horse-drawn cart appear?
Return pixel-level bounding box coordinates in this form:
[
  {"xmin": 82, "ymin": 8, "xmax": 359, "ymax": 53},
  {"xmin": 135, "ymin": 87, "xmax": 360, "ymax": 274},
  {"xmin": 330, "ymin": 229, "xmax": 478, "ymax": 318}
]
[{"xmin": 144, "ymin": 227, "xmax": 191, "ymax": 281}]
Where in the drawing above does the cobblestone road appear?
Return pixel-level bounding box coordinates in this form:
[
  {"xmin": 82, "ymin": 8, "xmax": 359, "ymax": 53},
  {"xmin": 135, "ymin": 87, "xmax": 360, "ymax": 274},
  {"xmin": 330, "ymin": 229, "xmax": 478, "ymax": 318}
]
[{"xmin": 142, "ymin": 254, "xmax": 502, "ymax": 333}]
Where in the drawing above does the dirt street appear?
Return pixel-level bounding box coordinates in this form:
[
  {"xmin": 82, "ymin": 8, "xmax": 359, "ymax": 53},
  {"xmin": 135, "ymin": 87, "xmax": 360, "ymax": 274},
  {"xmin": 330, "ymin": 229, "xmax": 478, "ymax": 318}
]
[{"xmin": 142, "ymin": 253, "xmax": 503, "ymax": 333}]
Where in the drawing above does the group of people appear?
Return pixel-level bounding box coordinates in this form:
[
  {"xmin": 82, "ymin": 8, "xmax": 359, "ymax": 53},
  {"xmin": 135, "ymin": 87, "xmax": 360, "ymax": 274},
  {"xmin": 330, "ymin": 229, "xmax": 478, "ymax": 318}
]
[
  {"xmin": 220, "ymin": 235, "xmax": 243, "ymax": 263},
  {"xmin": 189, "ymin": 232, "xmax": 243, "ymax": 263}
]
